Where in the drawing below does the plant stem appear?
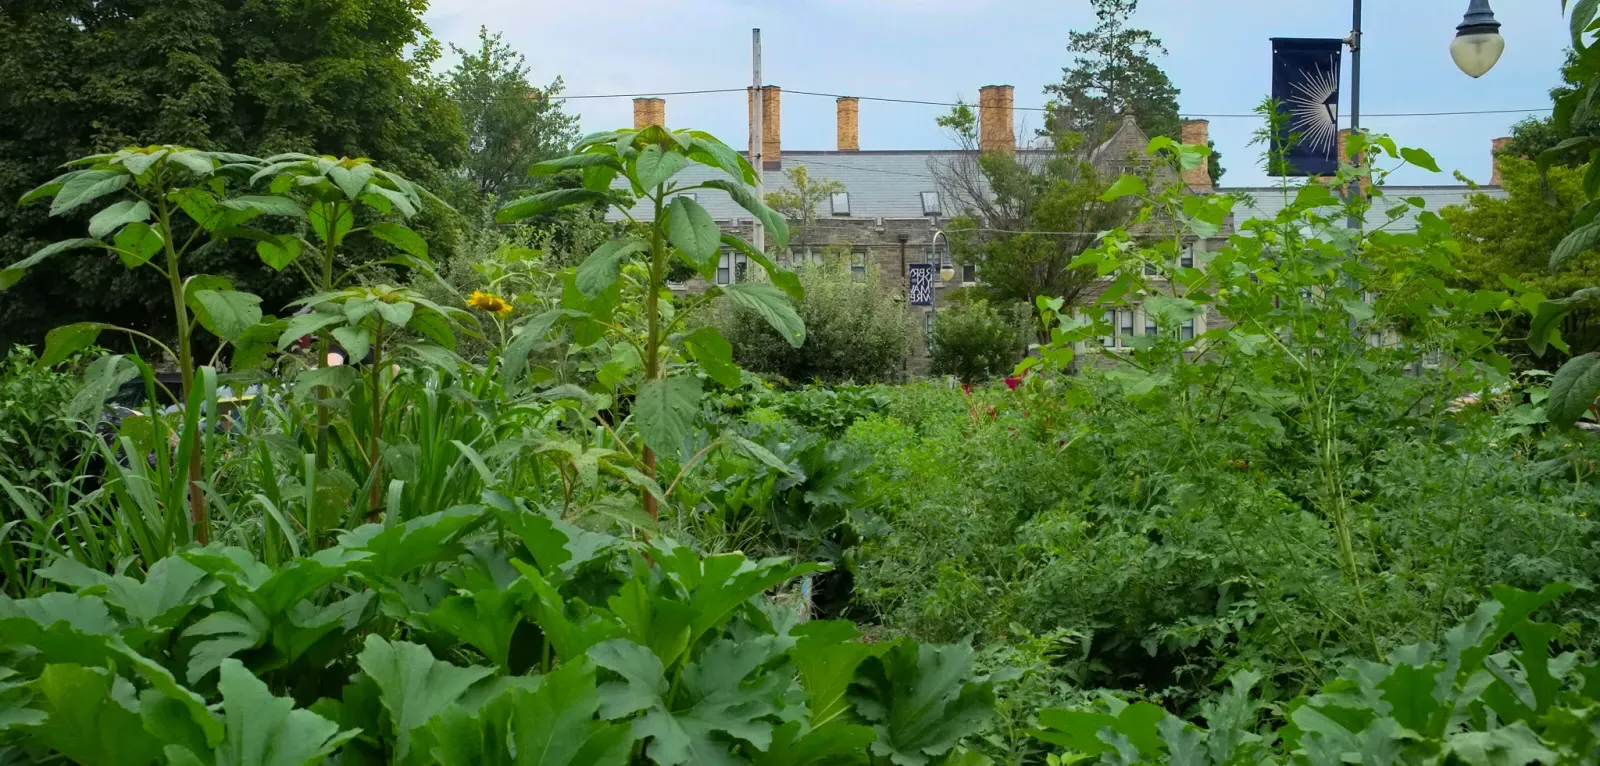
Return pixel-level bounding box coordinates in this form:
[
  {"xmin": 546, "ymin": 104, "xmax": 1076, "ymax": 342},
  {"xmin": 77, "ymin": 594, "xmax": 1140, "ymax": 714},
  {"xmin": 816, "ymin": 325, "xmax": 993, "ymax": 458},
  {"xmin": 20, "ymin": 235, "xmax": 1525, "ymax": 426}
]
[
  {"xmin": 641, "ymin": 192, "xmax": 665, "ymax": 521},
  {"xmin": 159, "ymin": 196, "xmax": 208, "ymax": 545},
  {"xmin": 368, "ymin": 322, "xmax": 384, "ymax": 517}
]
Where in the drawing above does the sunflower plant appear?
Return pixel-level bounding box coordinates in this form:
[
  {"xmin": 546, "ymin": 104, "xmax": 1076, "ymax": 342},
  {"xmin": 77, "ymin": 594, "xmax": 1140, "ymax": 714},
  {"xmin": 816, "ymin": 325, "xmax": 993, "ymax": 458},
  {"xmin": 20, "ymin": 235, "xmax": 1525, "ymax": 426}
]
[
  {"xmin": 496, "ymin": 126, "xmax": 805, "ymax": 524},
  {"xmin": 1, "ymin": 146, "xmax": 300, "ymax": 543}
]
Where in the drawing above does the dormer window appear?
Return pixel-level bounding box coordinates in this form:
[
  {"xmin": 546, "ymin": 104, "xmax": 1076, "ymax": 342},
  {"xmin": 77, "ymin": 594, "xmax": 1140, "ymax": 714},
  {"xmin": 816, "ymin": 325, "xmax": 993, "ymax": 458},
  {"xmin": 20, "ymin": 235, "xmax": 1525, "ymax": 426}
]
[
  {"xmin": 921, "ymin": 191, "xmax": 942, "ymax": 216},
  {"xmin": 830, "ymin": 192, "xmax": 851, "ymax": 216}
]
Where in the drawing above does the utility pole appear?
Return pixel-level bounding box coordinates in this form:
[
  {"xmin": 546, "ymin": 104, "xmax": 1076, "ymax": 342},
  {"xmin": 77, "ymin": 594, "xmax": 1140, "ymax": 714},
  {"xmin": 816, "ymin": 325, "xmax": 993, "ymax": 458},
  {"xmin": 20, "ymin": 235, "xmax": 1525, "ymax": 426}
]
[
  {"xmin": 1347, "ymin": 0, "xmax": 1362, "ymax": 231},
  {"xmin": 751, "ymin": 28, "xmax": 765, "ymax": 256}
]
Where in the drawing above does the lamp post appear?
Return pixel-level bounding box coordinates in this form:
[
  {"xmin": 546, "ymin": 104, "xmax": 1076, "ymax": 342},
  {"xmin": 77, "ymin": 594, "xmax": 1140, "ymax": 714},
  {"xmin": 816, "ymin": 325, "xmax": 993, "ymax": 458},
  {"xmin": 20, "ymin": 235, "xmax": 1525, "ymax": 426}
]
[{"xmin": 1452, "ymin": 0, "xmax": 1505, "ymax": 79}]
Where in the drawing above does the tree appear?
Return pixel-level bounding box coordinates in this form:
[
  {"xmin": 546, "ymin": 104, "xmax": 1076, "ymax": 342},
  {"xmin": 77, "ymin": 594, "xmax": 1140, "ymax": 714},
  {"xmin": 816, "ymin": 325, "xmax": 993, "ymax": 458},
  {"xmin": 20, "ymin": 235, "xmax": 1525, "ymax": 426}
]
[
  {"xmin": 764, "ymin": 165, "xmax": 844, "ymax": 258},
  {"xmin": 1044, "ymin": 0, "xmax": 1222, "ymax": 184},
  {"xmin": 445, "ymin": 27, "xmax": 580, "ymax": 202},
  {"xmin": 930, "ymin": 104, "xmax": 1129, "ymax": 310},
  {"xmin": 930, "ymin": 298, "xmax": 1027, "ymax": 384},
  {"xmin": 1441, "ymin": 157, "xmax": 1600, "ymax": 299},
  {"xmin": 0, "ymin": 0, "xmax": 467, "ymax": 350}
]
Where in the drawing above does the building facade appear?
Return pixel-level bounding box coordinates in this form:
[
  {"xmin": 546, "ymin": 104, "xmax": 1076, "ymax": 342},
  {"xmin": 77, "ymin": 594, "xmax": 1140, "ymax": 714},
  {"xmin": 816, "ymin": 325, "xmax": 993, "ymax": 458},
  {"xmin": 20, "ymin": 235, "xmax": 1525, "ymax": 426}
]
[{"xmin": 610, "ymin": 86, "xmax": 1510, "ymax": 376}]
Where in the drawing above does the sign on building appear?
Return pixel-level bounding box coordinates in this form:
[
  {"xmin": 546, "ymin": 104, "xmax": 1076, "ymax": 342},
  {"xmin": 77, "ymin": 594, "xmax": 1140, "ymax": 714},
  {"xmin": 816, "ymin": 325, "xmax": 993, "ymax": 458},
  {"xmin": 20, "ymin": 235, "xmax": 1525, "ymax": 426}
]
[
  {"xmin": 908, "ymin": 263, "xmax": 935, "ymax": 306},
  {"xmin": 1270, "ymin": 37, "xmax": 1343, "ymax": 177}
]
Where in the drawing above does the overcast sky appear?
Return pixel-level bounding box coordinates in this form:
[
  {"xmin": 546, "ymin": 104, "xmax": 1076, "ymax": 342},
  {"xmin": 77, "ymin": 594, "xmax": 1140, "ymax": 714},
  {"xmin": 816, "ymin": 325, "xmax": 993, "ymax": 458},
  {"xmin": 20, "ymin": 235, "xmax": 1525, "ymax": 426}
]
[{"xmin": 424, "ymin": 0, "xmax": 1572, "ymax": 188}]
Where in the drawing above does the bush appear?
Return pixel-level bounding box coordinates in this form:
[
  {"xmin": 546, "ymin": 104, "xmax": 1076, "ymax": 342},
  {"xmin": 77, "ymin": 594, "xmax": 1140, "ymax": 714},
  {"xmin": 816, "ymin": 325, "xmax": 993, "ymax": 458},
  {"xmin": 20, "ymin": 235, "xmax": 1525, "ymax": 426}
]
[
  {"xmin": 930, "ymin": 299, "xmax": 1028, "ymax": 383},
  {"xmin": 717, "ymin": 260, "xmax": 909, "ymax": 384},
  {"xmin": 0, "ymin": 345, "xmax": 90, "ymax": 490}
]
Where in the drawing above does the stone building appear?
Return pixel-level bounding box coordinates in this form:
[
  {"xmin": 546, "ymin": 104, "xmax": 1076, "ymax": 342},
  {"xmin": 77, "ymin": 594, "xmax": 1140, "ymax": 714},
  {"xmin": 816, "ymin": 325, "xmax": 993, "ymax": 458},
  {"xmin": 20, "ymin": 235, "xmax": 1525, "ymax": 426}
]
[{"xmin": 610, "ymin": 86, "xmax": 1509, "ymax": 375}]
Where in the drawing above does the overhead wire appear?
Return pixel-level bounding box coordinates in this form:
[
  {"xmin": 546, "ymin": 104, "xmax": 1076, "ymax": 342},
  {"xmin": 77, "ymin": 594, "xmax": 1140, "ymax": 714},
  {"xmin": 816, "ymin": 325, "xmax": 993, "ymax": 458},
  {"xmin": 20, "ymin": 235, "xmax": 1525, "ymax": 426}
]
[{"xmin": 545, "ymin": 86, "xmax": 1552, "ymax": 120}]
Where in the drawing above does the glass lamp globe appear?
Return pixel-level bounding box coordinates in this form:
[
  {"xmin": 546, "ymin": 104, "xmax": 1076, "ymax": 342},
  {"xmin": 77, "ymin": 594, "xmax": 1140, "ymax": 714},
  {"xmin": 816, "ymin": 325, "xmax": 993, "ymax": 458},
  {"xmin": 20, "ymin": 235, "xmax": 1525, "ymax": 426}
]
[
  {"xmin": 1452, "ymin": 0, "xmax": 1503, "ymax": 79},
  {"xmin": 939, "ymin": 266, "xmax": 956, "ymax": 282}
]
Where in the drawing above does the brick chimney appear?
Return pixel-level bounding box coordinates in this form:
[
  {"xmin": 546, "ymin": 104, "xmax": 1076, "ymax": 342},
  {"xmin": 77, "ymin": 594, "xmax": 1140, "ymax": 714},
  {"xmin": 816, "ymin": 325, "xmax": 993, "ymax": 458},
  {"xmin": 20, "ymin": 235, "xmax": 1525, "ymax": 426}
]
[
  {"xmin": 632, "ymin": 98, "xmax": 664, "ymax": 129},
  {"xmin": 1180, "ymin": 119, "xmax": 1212, "ymax": 191},
  {"xmin": 978, "ymin": 85, "xmax": 1015, "ymax": 155},
  {"xmin": 837, "ymin": 97, "xmax": 860, "ymax": 151},
  {"xmin": 1492, "ymin": 136, "xmax": 1512, "ymax": 185},
  {"xmin": 748, "ymin": 85, "xmax": 781, "ymax": 168}
]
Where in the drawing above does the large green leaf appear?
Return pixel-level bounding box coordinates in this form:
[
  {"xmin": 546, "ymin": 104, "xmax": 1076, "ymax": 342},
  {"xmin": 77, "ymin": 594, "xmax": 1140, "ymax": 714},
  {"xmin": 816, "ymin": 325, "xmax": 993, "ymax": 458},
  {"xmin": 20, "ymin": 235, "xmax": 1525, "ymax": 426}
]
[
  {"xmin": 756, "ymin": 719, "xmax": 878, "ymax": 766},
  {"xmin": 427, "ymin": 658, "xmax": 633, "ymax": 766},
  {"xmin": 683, "ymin": 326, "xmax": 740, "ymax": 388},
  {"xmin": 528, "ymin": 153, "xmax": 624, "ymax": 177},
  {"xmin": 687, "ymin": 135, "xmax": 757, "ymax": 185},
  {"xmin": 700, "ymin": 179, "xmax": 788, "ymax": 249},
  {"xmin": 722, "ymin": 282, "xmax": 806, "ymax": 347},
  {"xmin": 577, "ymin": 239, "xmax": 649, "ymax": 298},
  {"xmin": 370, "ymin": 222, "xmax": 429, "ymax": 260},
  {"xmin": 115, "ymin": 222, "xmax": 166, "ymax": 268},
  {"xmin": 164, "ymin": 659, "xmax": 358, "ymax": 766},
  {"xmin": 192, "ymin": 290, "xmax": 264, "ymax": 342},
  {"xmin": 652, "ymin": 544, "xmax": 821, "ymax": 653},
  {"xmin": 426, "ymin": 580, "xmax": 530, "ymax": 671},
  {"xmin": 338, "ymin": 505, "xmax": 485, "ymax": 582},
  {"xmin": 40, "ymin": 322, "xmax": 108, "ymax": 366},
  {"xmin": 1528, "ymin": 288, "xmax": 1600, "ymax": 356},
  {"xmin": 309, "ymin": 203, "xmax": 353, "ymax": 246},
  {"xmin": 221, "ymin": 195, "xmax": 305, "ymax": 219},
  {"xmin": 497, "ymin": 189, "xmax": 608, "ymax": 223},
  {"xmin": 788, "ymin": 621, "xmax": 885, "ymax": 727},
  {"xmin": 1, "ymin": 238, "xmax": 103, "ymax": 290},
  {"xmin": 88, "ymin": 200, "xmax": 152, "ymax": 239},
  {"xmin": 50, "ymin": 170, "xmax": 130, "ymax": 216},
  {"xmin": 667, "ymin": 195, "xmax": 722, "ymax": 266},
  {"xmin": 28, "ymin": 664, "xmax": 164, "ymax": 766},
  {"xmin": 1547, "ymin": 353, "xmax": 1600, "ymax": 428},
  {"xmin": 1552, "ymin": 220, "xmax": 1600, "ymax": 271},
  {"xmin": 720, "ymin": 234, "xmax": 802, "ymax": 301},
  {"xmin": 1100, "ymin": 174, "xmax": 1148, "ymax": 202},
  {"xmin": 182, "ymin": 545, "xmax": 367, "ymax": 619},
  {"xmin": 637, "ymin": 143, "xmax": 690, "ymax": 191},
  {"xmin": 634, "ymin": 376, "xmax": 702, "ymax": 458},
  {"xmin": 849, "ymin": 641, "xmax": 995, "ymax": 766},
  {"xmin": 357, "ymin": 636, "xmax": 494, "ymax": 760},
  {"xmin": 181, "ymin": 611, "xmax": 265, "ymax": 685},
  {"xmin": 38, "ymin": 556, "xmax": 220, "ymax": 633}
]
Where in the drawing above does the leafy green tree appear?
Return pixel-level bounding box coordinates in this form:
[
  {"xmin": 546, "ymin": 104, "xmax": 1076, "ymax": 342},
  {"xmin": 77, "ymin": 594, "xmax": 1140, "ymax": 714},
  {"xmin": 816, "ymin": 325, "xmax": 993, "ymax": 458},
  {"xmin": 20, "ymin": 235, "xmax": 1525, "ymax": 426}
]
[
  {"xmin": 717, "ymin": 257, "xmax": 909, "ymax": 384},
  {"xmin": 932, "ymin": 106, "xmax": 1129, "ymax": 310},
  {"xmin": 445, "ymin": 27, "xmax": 580, "ymax": 202},
  {"xmin": 1043, "ymin": 0, "xmax": 1222, "ymax": 185},
  {"xmin": 1441, "ymin": 157, "xmax": 1600, "ymax": 299},
  {"xmin": 764, "ymin": 165, "xmax": 845, "ymax": 258},
  {"xmin": 0, "ymin": 0, "xmax": 467, "ymax": 349},
  {"xmin": 930, "ymin": 299, "xmax": 1027, "ymax": 383}
]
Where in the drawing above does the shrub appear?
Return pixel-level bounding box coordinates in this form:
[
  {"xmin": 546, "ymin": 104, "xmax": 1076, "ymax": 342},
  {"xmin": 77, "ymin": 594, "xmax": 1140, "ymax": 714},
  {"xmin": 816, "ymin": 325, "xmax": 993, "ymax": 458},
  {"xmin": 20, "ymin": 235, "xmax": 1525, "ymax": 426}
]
[
  {"xmin": 930, "ymin": 299, "xmax": 1027, "ymax": 383},
  {"xmin": 717, "ymin": 260, "xmax": 909, "ymax": 384},
  {"xmin": 0, "ymin": 345, "xmax": 90, "ymax": 491}
]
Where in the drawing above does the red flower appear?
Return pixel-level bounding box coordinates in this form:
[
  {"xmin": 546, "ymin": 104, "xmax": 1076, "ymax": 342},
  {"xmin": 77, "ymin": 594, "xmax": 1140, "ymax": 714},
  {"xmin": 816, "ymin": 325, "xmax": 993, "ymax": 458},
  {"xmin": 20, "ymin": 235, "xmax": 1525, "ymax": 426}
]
[
  {"xmin": 962, "ymin": 383, "xmax": 973, "ymax": 396},
  {"xmin": 1004, "ymin": 376, "xmax": 1022, "ymax": 391}
]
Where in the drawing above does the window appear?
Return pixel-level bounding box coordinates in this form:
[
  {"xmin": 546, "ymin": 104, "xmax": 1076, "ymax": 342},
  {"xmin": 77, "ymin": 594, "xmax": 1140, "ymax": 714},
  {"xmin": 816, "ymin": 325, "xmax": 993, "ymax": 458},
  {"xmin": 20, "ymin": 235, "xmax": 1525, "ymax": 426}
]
[
  {"xmin": 1101, "ymin": 310, "xmax": 1134, "ymax": 348},
  {"xmin": 674, "ymin": 191, "xmax": 698, "ymax": 203},
  {"xmin": 830, "ymin": 192, "xmax": 851, "ymax": 216},
  {"xmin": 921, "ymin": 191, "xmax": 942, "ymax": 216},
  {"xmin": 961, "ymin": 262, "xmax": 977, "ymax": 283},
  {"xmin": 852, "ymin": 249, "xmax": 868, "ymax": 279},
  {"xmin": 1180, "ymin": 319, "xmax": 1196, "ymax": 341},
  {"xmin": 1180, "ymin": 246, "xmax": 1195, "ymax": 269},
  {"xmin": 716, "ymin": 250, "xmax": 732, "ymax": 285},
  {"xmin": 1145, "ymin": 313, "xmax": 1158, "ymax": 337},
  {"xmin": 1101, "ymin": 310, "xmax": 1115, "ymax": 348},
  {"xmin": 1144, "ymin": 261, "xmax": 1158, "ymax": 276},
  {"xmin": 734, "ymin": 252, "xmax": 749, "ymax": 283}
]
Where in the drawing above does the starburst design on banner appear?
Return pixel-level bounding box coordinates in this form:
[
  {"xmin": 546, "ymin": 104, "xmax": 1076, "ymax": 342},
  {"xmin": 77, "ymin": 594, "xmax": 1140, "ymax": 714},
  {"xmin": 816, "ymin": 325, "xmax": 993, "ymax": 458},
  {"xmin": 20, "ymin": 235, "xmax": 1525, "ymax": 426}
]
[{"xmin": 1286, "ymin": 55, "xmax": 1341, "ymax": 156}]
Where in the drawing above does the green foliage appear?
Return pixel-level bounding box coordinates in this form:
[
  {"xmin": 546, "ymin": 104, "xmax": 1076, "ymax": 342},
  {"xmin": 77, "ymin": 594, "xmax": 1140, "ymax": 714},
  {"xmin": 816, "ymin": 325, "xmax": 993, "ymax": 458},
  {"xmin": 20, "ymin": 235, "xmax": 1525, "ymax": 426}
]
[
  {"xmin": 1442, "ymin": 158, "xmax": 1600, "ymax": 300},
  {"xmin": 0, "ymin": 346, "xmax": 89, "ymax": 491},
  {"xmin": 0, "ymin": 0, "xmax": 467, "ymax": 349},
  {"xmin": 764, "ymin": 166, "xmax": 846, "ymax": 256},
  {"xmin": 445, "ymin": 27, "xmax": 580, "ymax": 202},
  {"xmin": 718, "ymin": 259, "xmax": 908, "ymax": 385},
  {"xmin": 930, "ymin": 300, "xmax": 1027, "ymax": 384}
]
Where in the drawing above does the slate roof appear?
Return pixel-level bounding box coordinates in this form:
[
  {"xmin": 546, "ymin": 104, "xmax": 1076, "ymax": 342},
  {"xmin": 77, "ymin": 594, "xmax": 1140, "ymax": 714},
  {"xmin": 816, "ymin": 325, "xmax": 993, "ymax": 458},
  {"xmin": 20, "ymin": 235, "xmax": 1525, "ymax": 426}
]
[
  {"xmin": 609, "ymin": 147, "xmax": 1508, "ymax": 235},
  {"xmin": 1227, "ymin": 185, "xmax": 1509, "ymax": 232}
]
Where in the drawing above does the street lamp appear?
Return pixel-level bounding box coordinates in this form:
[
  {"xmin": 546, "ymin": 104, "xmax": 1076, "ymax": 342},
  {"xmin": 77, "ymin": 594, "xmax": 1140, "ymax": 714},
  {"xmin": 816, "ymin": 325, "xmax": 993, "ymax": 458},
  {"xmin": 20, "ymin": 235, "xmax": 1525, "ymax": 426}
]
[
  {"xmin": 1452, "ymin": 0, "xmax": 1504, "ymax": 78},
  {"xmin": 932, "ymin": 229, "xmax": 954, "ymax": 282}
]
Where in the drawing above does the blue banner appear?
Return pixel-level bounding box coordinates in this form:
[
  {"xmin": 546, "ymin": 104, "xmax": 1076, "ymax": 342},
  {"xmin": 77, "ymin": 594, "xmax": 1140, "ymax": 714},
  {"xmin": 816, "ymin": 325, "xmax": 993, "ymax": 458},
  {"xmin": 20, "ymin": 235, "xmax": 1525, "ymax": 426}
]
[
  {"xmin": 908, "ymin": 264, "xmax": 934, "ymax": 306},
  {"xmin": 1271, "ymin": 38, "xmax": 1343, "ymax": 177}
]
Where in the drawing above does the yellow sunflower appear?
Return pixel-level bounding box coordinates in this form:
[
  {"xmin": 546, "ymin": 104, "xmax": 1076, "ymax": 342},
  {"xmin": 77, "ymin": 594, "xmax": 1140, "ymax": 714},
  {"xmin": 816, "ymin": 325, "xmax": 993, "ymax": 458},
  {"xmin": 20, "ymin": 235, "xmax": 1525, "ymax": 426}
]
[{"xmin": 467, "ymin": 290, "xmax": 513, "ymax": 318}]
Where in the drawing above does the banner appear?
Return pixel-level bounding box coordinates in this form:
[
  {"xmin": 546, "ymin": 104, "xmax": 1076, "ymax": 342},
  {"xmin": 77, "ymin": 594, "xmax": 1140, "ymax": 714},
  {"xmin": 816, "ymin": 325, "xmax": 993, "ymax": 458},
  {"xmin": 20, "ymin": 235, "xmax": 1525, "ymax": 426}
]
[
  {"xmin": 1271, "ymin": 38, "xmax": 1343, "ymax": 177},
  {"xmin": 908, "ymin": 263, "xmax": 935, "ymax": 306}
]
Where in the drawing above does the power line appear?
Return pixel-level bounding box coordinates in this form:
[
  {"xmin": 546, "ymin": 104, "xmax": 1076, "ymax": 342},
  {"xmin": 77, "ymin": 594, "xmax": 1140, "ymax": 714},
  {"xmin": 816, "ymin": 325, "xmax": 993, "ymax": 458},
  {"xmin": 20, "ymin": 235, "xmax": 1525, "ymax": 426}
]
[{"xmin": 544, "ymin": 85, "xmax": 1551, "ymax": 120}]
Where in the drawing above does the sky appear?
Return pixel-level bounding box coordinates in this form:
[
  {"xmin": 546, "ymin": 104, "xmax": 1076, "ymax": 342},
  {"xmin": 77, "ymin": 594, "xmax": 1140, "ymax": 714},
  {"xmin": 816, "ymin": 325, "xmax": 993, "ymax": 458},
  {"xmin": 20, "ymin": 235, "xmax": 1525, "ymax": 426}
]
[{"xmin": 423, "ymin": 0, "xmax": 1573, "ymax": 189}]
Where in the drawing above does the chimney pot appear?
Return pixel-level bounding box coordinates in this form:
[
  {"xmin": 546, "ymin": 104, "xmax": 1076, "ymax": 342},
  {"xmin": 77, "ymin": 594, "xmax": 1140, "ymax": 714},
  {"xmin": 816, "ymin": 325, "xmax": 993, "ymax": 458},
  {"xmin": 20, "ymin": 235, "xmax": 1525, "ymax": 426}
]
[
  {"xmin": 1491, "ymin": 136, "xmax": 1512, "ymax": 185},
  {"xmin": 748, "ymin": 86, "xmax": 781, "ymax": 169},
  {"xmin": 1180, "ymin": 119, "xmax": 1212, "ymax": 191},
  {"xmin": 837, "ymin": 97, "xmax": 860, "ymax": 151},
  {"xmin": 978, "ymin": 85, "xmax": 1015, "ymax": 155},
  {"xmin": 632, "ymin": 97, "xmax": 665, "ymax": 130}
]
